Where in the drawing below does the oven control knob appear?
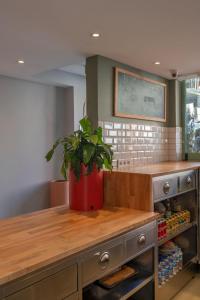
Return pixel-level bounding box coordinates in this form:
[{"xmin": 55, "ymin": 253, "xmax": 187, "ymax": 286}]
[
  {"xmin": 163, "ymin": 182, "xmax": 170, "ymax": 194},
  {"xmin": 186, "ymin": 176, "xmax": 192, "ymax": 185}
]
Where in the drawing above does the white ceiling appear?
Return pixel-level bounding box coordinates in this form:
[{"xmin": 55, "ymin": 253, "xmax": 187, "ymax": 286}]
[{"xmin": 0, "ymin": 0, "xmax": 200, "ymax": 81}]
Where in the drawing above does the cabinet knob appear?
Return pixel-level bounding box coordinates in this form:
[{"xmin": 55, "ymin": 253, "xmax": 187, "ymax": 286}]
[
  {"xmin": 163, "ymin": 182, "xmax": 170, "ymax": 194},
  {"xmin": 99, "ymin": 252, "xmax": 110, "ymax": 266},
  {"xmin": 138, "ymin": 234, "xmax": 146, "ymax": 245},
  {"xmin": 186, "ymin": 176, "xmax": 192, "ymax": 185}
]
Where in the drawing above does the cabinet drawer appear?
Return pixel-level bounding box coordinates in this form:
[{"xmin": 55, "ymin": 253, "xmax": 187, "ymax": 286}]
[
  {"xmin": 81, "ymin": 238, "xmax": 124, "ymax": 286},
  {"xmin": 125, "ymin": 222, "xmax": 156, "ymax": 260},
  {"xmin": 179, "ymin": 171, "xmax": 195, "ymax": 193},
  {"xmin": 153, "ymin": 175, "xmax": 178, "ymax": 201},
  {"xmin": 5, "ymin": 264, "xmax": 77, "ymax": 300}
]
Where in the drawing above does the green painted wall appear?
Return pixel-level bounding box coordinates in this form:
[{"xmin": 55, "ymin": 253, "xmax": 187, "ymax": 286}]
[
  {"xmin": 86, "ymin": 55, "xmax": 174, "ymax": 126},
  {"xmin": 168, "ymin": 80, "xmax": 182, "ymax": 127},
  {"xmin": 86, "ymin": 56, "xmax": 98, "ymax": 127}
]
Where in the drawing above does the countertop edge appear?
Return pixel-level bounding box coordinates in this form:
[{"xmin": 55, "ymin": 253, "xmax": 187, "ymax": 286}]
[{"xmin": 0, "ymin": 211, "xmax": 158, "ymax": 286}]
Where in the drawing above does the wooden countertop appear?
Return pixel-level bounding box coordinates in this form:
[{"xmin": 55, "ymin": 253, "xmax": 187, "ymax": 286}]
[
  {"xmin": 0, "ymin": 206, "xmax": 158, "ymax": 285},
  {"xmin": 112, "ymin": 161, "xmax": 200, "ymax": 177}
]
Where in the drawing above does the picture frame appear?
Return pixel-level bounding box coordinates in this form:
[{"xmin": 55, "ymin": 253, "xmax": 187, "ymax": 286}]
[{"xmin": 114, "ymin": 67, "xmax": 167, "ymax": 122}]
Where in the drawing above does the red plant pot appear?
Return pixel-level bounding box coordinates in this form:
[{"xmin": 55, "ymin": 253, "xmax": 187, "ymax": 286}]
[{"xmin": 69, "ymin": 165, "xmax": 103, "ymax": 211}]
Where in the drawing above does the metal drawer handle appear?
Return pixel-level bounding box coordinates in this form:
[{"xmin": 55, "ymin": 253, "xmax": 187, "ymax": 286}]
[
  {"xmin": 138, "ymin": 234, "xmax": 146, "ymax": 245},
  {"xmin": 163, "ymin": 182, "xmax": 170, "ymax": 194},
  {"xmin": 186, "ymin": 176, "xmax": 192, "ymax": 185},
  {"xmin": 99, "ymin": 252, "xmax": 110, "ymax": 264}
]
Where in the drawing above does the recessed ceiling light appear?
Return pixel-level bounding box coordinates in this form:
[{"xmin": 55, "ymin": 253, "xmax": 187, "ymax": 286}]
[
  {"xmin": 17, "ymin": 59, "xmax": 25, "ymax": 64},
  {"xmin": 91, "ymin": 33, "xmax": 100, "ymax": 38},
  {"xmin": 154, "ymin": 61, "xmax": 160, "ymax": 65}
]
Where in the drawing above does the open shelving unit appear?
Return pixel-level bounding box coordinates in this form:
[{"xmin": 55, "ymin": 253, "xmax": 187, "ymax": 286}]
[
  {"xmin": 154, "ymin": 170, "xmax": 198, "ymax": 300},
  {"xmin": 158, "ymin": 222, "xmax": 194, "ymax": 246}
]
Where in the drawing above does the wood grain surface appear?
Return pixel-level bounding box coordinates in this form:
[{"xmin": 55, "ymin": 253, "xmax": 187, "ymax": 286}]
[
  {"xmin": 0, "ymin": 206, "xmax": 158, "ymax": 285},
  {"xmin": 104, "ymin": 161, "xmax": 200, "ymax": 210},
  {"xmin": 104, "ymin": 172, "xmax": 153, "ymax": 211},
  {"xmin": 110, "ymin": 161, "xmax": 200, "ymax": 177}
]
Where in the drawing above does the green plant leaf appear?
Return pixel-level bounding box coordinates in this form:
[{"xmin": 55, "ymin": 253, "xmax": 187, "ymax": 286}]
[
  {"xmin": 68, "ymin": 135, "xmax": 80, "ymax": 150},
  {"xmin": 103, "ymin": 157, "xmax": 112, "ymax": 170},
  {"xmin": 71, "ymin": 156, "xmax": 81, "ymax": 180},
  {"xmin": 79, "ymin": 117, "xmax": 92, "ymax": 134},
  {"xmin": 61, "ymin": 161, "xmax": 67, "ymax": 180},
  {"xmin": 96, "ymin": 156, "xmax": 104, "ymax": 170},
  {"xmin": 83, "ymin": 144, "xmax": 95, "ymax": 164},
  {"xmin": 45, "ymin": 139, "xmax": 60, "ymax": 161},
  {"xmin": 96, "ymin": 127, "xmax": 103, "ymax": 143},
  {"xmin": 45, "ymin": 149, "xmax": 54, "ymax": 161},
  {"xmin": 89, "ymin": 134, "xmax": 98, "ymax": 145},
  {"xmin": 45, "ymin": 117, "xmax": 113, "ymax": 180}
]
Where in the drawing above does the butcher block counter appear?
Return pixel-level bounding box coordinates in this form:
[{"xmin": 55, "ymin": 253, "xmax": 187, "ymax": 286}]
[
  {"xmin": 104, "ymin": 161, "xmax": 200, "ymax": 211},
  {"xmin": 112, "ymin": 161, "xmax": 200, "ymax": 177},
  {"xmin": 0, "ymin": 206, "xmax": 158, "ymax": 288}
]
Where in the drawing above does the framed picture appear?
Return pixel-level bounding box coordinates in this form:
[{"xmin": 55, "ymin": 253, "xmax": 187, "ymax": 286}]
[{"xmin": 114, "ymin": 67, "xmax": 167, "ymax": 122}]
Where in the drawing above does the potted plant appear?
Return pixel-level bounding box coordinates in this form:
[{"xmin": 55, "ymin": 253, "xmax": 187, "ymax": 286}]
[{"xmin": 45, "ymin": 117, "xmax": 113, "ymax": 211}]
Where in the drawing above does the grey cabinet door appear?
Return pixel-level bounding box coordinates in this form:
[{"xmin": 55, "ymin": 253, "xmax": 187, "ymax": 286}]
[{"xmin": 5, "ymin": 265, "xmax": 77, "ymax": 300}]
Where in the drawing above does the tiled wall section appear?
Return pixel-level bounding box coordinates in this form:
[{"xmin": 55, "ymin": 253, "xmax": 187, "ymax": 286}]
[
  {"xmin": 98, "ymin": 121, "xmax": 183, "ymax": 168},
  {"xmin": 168, "ymin": 127, "xmax": 183, "ymax": 161}
]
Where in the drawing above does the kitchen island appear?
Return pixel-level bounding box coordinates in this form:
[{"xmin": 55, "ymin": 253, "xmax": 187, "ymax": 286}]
[
  {"xmin": 1, "ymin": 161, "xmax": 200, "ymax": 300},
  {"xmin": 0, "ymin": 206, "xmax": 158, "ymax": 299}
]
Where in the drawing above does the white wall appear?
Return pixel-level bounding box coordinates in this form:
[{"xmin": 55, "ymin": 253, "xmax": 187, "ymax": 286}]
[
  {"xmin": 34, "ymin": 69, "xmax": 86, "ymax": 129},
  {"xmin": 64, "ymin": 87, "xmax": 74, "ymax": 135},
  {"xmin": 0, "ymin": 76, "xmax": 69, "ymax": 218}
]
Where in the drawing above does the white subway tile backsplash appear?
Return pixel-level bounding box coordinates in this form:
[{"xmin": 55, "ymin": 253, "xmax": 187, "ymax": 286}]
[
  {"xmin": 118, "ymin": 130, "xmax": 126, "ymax": 137},
  {"xmin": 101, "ymin": 121, "xmax": 182, "ymax": 166},
  {"xmin": 126, "ymin": 145, "xmax": 134, "ymax": 151},
  {"xmin": 104, "ymin": 122, "xmax": 113, "ymax": 129},
  {"xmin": 125, "ymin": 124, "xmax": 131, "ymax": 130},
  {"xmin": 109, "ymin": 130, "xmax": 117, "ymax": 136},
  {"xmin": 113, "ymin": 137, "xmax": 122, "ymax": 144},
  {"xmin": 138, "ymin": 125, "xmax": 145, "ymax": 131},
  {"xmin": 126, "ymin": 131, "xmax": 132, "ymax": 137},
  {"xmin": 104, "ymin": 137, "xmax": 113, "ymax": 144},
  {"xmin": 118, "ymin": 145, "xmax": 126, "ymax": 152},
  {"xmin": 131, "ymin": 138, "xmax": 137, "ymax": 144},
  {"xmin": 112, "ymin": 160, "xmax": 118, "ymax": 168},
  {"xmin": 111, "ymin": 145, "xmax": 118, "ymax": 151},
  {"xmin": 152, "ymin": 126, "xmax": 158, "ymax": 132},
  {"xmin": 113, "ymin": 123, "xmax": 122, "ymax": 129},
  {"xmin": 103, "ymin": 129, "xmax": 109, "ymax": 136},
  {"xmin": 117, "ymin": 130, "xmax": 122, "ymax": 136},
  {"xmin": 137, "ymin": 138, "xmax": 144, "ymax": 144},
  {"xmin": 131, "ymin": 124, "xmax": 138, "ymax": 130},
  {"xmin": 138, "ymin": 151, "xmax": 144, "ymax": 157},
  {"xmin": 133, "ymin": 131, "xmax": 139, "ymax": 137},
  {"xmin": 145, "ymin": 125, "xmax": 151, "ymax": 131},
  {"xmin": 124, "ymin": 138, "xmax": 132, "ymax": 143},
  {"xmin": 143, "ymin": 132, "xmax": 148, "ymax": 137},
  {"xmin": 131, "ymin": 151, "xmax": 138, "ymax": 158}
]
